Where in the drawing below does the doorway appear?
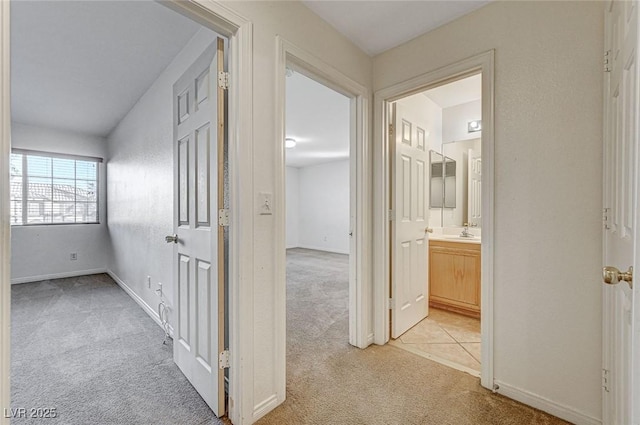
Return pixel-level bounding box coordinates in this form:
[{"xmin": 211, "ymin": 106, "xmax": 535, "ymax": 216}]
[
  {"xmin": 373, "ymin": 51, "xmax": 495, "ymax": 389},
  {"xmin": 1, "ymin": 1, "xmax": 252, "ymax": 423},
  {"xmin": 387, "ymin": 74, "xmax": 483, "ymax": 377},
  {"xmin": 283, "ymin": 67, "xmax": 352, "ymax": 382}
]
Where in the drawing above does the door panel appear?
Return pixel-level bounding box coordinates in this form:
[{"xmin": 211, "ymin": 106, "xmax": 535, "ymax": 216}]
[
  {"xmin": 172, "ymin": 39, "xmax": 225, "ymax": 416},
  {"xmin": 603, "ymin": 2, "xmax": 638, "ymax": 424},
  {"xmin": 391, "ymin": 102, "xmax": 430, "ymax": 338}
]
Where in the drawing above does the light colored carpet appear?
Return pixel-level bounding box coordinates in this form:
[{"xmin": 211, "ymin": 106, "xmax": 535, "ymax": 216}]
[
  {"xmin": 256, "ymin": 248, "xmax": 569, "ymax": 425},
  {"xmin": 11, "ymin": 274, "xmax": 225, "ymax": 425}
]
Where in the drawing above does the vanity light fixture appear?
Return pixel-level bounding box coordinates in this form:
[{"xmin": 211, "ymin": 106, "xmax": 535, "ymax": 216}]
[
  {"xmin": 285, "ymin": 138, "xmax": 297, "ymax": 149},
  {"xmin": 468, "ymin": 120, "xmax": 482, "ymax": 133}
]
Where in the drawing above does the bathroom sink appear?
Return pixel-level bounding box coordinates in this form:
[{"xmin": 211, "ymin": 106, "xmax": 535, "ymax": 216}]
[{"xmin": 443, "ymin": 235, "xmax": 478, "ymax": 240}]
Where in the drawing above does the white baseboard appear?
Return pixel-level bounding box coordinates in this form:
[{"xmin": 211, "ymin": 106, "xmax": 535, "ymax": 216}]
[
  {"xmin": 107, "ymin": 269, "xmax": 174, "ymax": 338},
  {"xmin": 494, "ymin": 380, "xmax": 601, "ymax": 425},
  {"xmin": 11, "ymin": 268, "xmax": 107, "ymax": 284},
  {"xmin": 294, "ymin": 244, "xmax": 349, "ymax": 255}
]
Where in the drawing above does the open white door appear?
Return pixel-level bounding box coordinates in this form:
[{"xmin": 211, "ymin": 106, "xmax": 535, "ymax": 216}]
[
  {"xmin": 467, "ymin": 149, "xmax": 481, "ymax": 227},
  {"xmin": 170, "ymin": 39, "xmax": 226, "ymax": 416},
  {"xmin": 603, "ymin": 2, "xmax": 639, "ymax": 424},
  {"xmin": 390, "ymin": 102, "xmax": 430, "ymax": 338}
]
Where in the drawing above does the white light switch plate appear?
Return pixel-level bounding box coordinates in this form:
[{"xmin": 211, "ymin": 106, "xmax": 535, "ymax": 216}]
[{"xmin": 259, "ymin": 192, "xmax": 273, "ymax": 215}]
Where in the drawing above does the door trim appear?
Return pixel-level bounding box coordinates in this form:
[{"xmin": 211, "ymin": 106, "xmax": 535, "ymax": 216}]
[
  {"xmin": 164, "ymin": 2, "xmax": 253, "ymax": 424},
  {"xmin": 0, "ymin": 1, "xmax": 254, "ymax": 424},
  {"xmin": 372, "ymin": 50, "xmax": 495, "ymax": 390},
  {"xmin": 274, "ymin": 35, "xmax": 372, "ymax": 398},
  {"xmin": 0, "ymin": 1, "xmax": 10, "ymax": 422}
]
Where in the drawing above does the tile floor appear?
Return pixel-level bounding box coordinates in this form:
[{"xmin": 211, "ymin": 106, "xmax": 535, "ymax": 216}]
[{"xmin": 390, "ymin": 308, "xmax": 481, "ymax": 375}]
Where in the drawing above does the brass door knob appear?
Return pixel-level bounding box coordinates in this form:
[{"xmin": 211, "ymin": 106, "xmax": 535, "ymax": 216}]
[
  {"xmin": 425, "ymin": 227, "xmax": 433, "ymax": 233},
  {"xmin": 603, "ymin": 266, "xmax": 633, "ymax": 288}
]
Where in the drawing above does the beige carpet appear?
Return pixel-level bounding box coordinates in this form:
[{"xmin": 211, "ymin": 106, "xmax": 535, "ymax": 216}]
[{"xmin": 256, "ymin": 248, "xmax": 568, "ymax": 425}]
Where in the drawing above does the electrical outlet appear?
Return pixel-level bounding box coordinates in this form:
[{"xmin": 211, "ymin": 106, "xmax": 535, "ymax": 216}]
[
  {"xmin": 70, "ymin": 253, "xmax": 77, "ymax": 261},
  {"xmin": 147, "ymin": 276, "xmax": 151, "ymax": 288}
]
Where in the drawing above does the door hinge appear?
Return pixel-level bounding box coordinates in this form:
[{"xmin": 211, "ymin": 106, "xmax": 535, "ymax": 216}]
[
  {"xmin": 389, "ymin": 123, "xmax": 394, "ymax": 137},
  {"xmin": 602, "ymin": 368, "xmax": 610, "ymax": 392},
  {"xmin": 603, "ymin": 207, "xmax": 611, "ymax": 230},
  {"xmin": 218, "ymin": 209, "xmax": 230, "ymax": 227},
  {"xmin": 218, "ymin": 71, "xmax": 229, "ymax": 90},
  {"xmin": 388, "ymin": 298, "xmax": 395, "ymax": 310},
  {"xmin": 604, "ymin": 49, "xmax": 612, "ymax": 73},
  {"xmin": 219, "ymin": 350, "xmax": 230, "ymax": 369},
  {"xmin": 388, "ymin": 209, "xmax": 395, "ymax": 221}
]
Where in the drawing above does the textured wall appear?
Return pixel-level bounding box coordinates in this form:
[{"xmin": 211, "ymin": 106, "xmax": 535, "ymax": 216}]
[
  {"xmin": 10, "ymin": 122, "xmax": 108, "ymax": 282},
  {"xmin": 297, "ymin": 160, "xmax": 350, "ymax": 254},
  {"xmin": 442, "ymin": 100, "xmax": 482, "ymax": 143},
  {"xmin": 107, "ymin": 28, "xmax": 217, "ymax": 312},
  {"xmin": 374, "ymin": 1, "xmax": 603, "ymax": 422},
  {"xmin": 217, "ymin": 2, "xmax": 373, "ymax": 420}
]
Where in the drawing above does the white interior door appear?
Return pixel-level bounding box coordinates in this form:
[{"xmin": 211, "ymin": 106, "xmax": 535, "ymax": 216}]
[
  {"xmin": 390, "ymin": 102, "xmax": 430, "ymax": 338},
  {"xmin": 171, "ymin": 39, "xmax": 225, "ymax": 416},
  {"xmin": 603, "ymin": 2, "xmax": 639, "ymax": 424},
  {"xmin": 467, "ymin": 149, "xmax": 481, "ymax": 227}
]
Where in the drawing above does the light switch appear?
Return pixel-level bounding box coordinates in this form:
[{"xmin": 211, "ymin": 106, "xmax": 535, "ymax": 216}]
[{"xmin": 259, "ymin": 192, "xmax": 273, "ymax": 215}]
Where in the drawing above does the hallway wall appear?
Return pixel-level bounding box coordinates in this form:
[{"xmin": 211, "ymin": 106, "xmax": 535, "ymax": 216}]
[
  {"xmin": 373, "ymin": 2, "xmax": 603, "ymax": 423},
  {"xmin": 215, "ymin": 2, "xmax": 373, "ymax": 422}
]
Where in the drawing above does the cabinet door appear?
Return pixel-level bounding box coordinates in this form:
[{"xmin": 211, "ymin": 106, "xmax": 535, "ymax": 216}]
[{"xmin": 429, "ymin": 242, "xmax": 480, "ymax": 316}]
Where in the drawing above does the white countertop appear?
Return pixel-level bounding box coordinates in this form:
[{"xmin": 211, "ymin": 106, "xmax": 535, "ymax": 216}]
[{"xmin": 429, "ymin": 234, "xmax": 481, "ymax": 244}]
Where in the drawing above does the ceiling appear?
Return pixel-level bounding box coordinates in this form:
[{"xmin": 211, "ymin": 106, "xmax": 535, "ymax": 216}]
[
  {"xmin": 11, "ymin": 1, "xmax": 206, "ymax": 137},
  {"xmin": 286, "ymin": 71, "xmax": 350, "ymax": 168},
  {"xmin": 302, "ymin": 1, "xmax": 491, "ymax": 56},
  {"xmin": 423, "ymin": 74, "xmax": 482, "ymax": 109},
  {"xmin": 10, "ymin": 1, "xmax": 487, "ymax": 141}
]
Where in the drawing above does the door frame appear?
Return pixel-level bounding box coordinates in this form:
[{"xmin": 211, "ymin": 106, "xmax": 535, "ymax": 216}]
[
  {"xmin": 274, "ymin": 36, "xmax": 372, "ymax": 396},
  {"xmin": 372, "ymin": 50, "xmax": 495, "ymax": 389},
  {"xmin": 602, "ymin": 2, "xmax": 640, "ymax": 423},
  {"xmin": 0, "ymin": 1, "xmax": 10, "ymax": 420},
  {"xmin": 0, "ymin": 1, "xmax": 254, "ymax": 424}
]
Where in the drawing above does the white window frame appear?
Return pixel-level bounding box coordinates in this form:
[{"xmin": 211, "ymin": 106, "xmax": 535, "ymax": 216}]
[{"xmin": 10, "ymin": 148, "xmax": 102, "ymax": 226}]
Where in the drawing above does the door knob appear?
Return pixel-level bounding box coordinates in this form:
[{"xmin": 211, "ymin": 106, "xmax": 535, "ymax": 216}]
[
  {"xmin": 165, "ymin": 234, "xmax": 178, "ymax": 244},
  {"xmin": 425, "ymin": 227, "xmax": 433, "ymax": 233},
  {"xmin": 603, "ymin": 266, "xmax": 633, "ymax": 288}
]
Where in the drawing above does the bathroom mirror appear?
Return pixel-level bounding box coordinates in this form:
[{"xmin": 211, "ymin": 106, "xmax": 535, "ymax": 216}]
[
  {"xmin": 441, "ymin": 138, "xmax": 481, "ymax": 228},
  {"xmin": 429, "ymin": 150, "xmax": 444, "ymax": 208},
  {"xmin": 443, "ymin": 156, "xmax": 456, "ymax": 208},
  {"xmin": 429, "ymin": 150, "xmax": 456, "ymax": 210}
]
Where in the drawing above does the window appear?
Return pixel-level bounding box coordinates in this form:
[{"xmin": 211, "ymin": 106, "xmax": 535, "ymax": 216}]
[{"xmin": 10, "ymin": 150, "xmax": 101, "ymax": 225}]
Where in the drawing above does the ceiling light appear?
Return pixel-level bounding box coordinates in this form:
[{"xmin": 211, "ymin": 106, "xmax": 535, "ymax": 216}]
[
  {"xmin": 468, "ymin": 120, "xmax": 482, "ymax": 133},
  {"xmin": 285, "ymin": 138, "xmax": 297, "ymax": 149}
]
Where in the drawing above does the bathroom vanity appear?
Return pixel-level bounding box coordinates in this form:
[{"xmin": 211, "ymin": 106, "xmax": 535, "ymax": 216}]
[{"xmin": 428, "ymin": 238, "xmax": 481, "ymax": 318}]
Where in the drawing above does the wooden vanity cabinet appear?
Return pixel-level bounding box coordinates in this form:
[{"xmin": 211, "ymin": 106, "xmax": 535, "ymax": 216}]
[{"xmin": 428, "ymin": 240, "xmax": 481, "ymax": 318}]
